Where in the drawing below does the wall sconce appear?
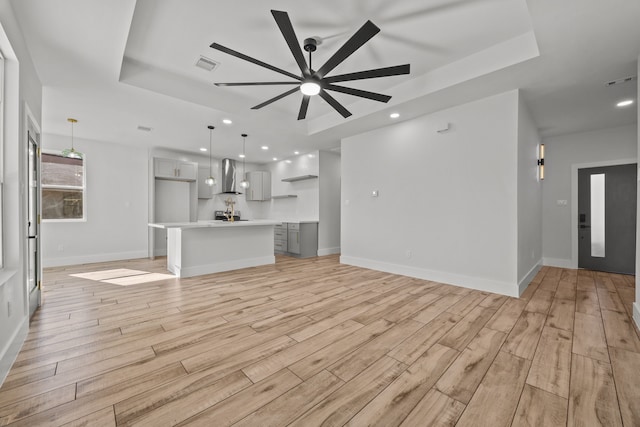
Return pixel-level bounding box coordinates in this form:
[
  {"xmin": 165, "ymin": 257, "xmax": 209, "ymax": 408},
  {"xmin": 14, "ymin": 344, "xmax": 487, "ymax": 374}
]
[{"xmin": 537, "ymin": 144, "xmax": 545, "ymax": 180}]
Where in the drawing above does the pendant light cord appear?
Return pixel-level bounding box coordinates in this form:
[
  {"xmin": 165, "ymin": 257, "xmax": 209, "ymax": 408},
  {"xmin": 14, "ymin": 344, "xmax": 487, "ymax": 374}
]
[{"xmin": 242, "ymin": 134, "xmax": 246, "ymax": 177}]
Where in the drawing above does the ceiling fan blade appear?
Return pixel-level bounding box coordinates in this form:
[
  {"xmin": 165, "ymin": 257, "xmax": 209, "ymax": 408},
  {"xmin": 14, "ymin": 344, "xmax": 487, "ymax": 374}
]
[
  {"xmin": 271, "ymin": 10, "xmax": 310, "ymax": 77},
  {"xmin": 211, "ymin": 42, "xmax": 302, "ymax": 81},
  {"xmin": 319, "ymin": 90, "xmax": 352, "ymax": 118},
  {"xmin": 251, "ymin": 87, "xmax": 300, "ymax": 110},
  {"xmin": 215, "ymin": 82, "xmax": 300, "ymax": 87},
  {"xmin": 324, "ymin": 64, "xmax": 410, "ymax": 83},
  {"xmin": 298, "ymin": 96, "xmax": 310, "ymax": 120},
  {"xmin": 314, "ymin": 20, "xmax": 380, "ymax": 79},
  {"xmin": 325, "ymin": 84, "xmax": 391, "ymax": 103}
]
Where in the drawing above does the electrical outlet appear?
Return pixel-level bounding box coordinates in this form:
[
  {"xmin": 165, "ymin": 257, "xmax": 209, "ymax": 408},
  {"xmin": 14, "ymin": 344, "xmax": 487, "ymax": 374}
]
[
  {"xmin": 405, "ymin": 250, "xmax": 412, "ymax": 259},
  {"xmin": 57, "ymin": 244, "xmax": 64, "ymax": 252}
]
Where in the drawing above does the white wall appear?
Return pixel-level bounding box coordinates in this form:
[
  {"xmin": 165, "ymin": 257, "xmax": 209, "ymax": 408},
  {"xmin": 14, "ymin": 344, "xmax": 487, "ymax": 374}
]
[
  {"xmin": 341, "ymin": 90, "xmax": 522, "ymax": 296},
  {"xmin": 517, "ymin": 96, "xmax": 543, "ymax": 291},
  {"xmin": 264, "ymin": 152, "xmax": 320, "ymax": 221},
  {"xmin": 0, "ymin": 3, "xmax": 43, "ymax": 384},
  {"xmin": 318, "ymin": 151, "xmax": 341, "ymax": 255},
  {"xmin": 635, "ymin": 54, "xmax": 640, "ymax": 330},
  {"xmin": 41, "ymin": 134, "xmax": 149, "ymax": 267},
  {"xmin": 542, "ymin": 124, "xmax": 637, "ymax": 267}
]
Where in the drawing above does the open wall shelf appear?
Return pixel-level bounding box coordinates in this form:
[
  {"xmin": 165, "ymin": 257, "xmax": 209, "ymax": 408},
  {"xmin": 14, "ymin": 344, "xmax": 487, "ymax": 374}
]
[{"xmin": 281, "ymin": 175, "xmax": 318, "ymax": 182}]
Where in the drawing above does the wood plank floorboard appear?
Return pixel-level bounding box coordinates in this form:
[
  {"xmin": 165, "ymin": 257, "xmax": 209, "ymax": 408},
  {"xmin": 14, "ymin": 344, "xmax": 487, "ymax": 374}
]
[{"xmin": 0, "ymin": 255, "xmax": 636, "ymax": 426}]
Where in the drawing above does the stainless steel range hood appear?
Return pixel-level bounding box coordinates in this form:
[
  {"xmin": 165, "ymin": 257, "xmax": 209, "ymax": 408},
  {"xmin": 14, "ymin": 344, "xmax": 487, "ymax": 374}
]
[{"xmin": 220, "ymin": 158, "xmax": 241, "ymax": 194}]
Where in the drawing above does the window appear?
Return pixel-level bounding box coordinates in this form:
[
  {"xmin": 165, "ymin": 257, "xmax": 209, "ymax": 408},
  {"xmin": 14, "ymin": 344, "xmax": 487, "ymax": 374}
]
[{"xmin": 41, "ymin": 152, "xmax": 85, "ymax": 220}]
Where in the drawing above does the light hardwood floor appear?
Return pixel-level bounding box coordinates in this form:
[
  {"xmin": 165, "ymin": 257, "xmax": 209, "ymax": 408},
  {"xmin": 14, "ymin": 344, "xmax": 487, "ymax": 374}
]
[{"xmin": 0, "ymin": 255, "xmax": 638, "ymax": 426}]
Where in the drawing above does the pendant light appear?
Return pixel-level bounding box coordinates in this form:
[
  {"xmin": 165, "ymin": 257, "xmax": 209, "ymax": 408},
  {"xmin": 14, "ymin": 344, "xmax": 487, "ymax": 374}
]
[
  {"xmin": 61, "ymin": 118, "xmax": 83, "ymax": 159},
  {"xmin": 204, "ymin": 125, "xmax": 216, "ymax": 186},
  {"xmin": 239, "ymin": 133, "xmax": 250, "ymax": 189}
]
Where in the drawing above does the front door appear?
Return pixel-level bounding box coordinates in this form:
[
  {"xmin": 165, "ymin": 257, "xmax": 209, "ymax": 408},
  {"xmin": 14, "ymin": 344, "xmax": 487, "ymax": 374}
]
[
  {"xmin": 27, "ymin": 127, "xmax": 41, "ymax": 317},
  {"xmin": 578, "ymin": 163, "xmax": 637, "ymax": 274}
]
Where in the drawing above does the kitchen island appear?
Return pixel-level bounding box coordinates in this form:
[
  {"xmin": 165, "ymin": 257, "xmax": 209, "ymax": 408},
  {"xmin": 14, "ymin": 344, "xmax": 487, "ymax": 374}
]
[{"xmin": 149, "ymin": 220, "xmax": 281, "ymax": 278}]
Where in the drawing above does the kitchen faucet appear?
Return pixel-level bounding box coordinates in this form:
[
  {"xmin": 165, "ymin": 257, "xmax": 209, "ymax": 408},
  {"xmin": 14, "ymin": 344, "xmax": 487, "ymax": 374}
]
[{"xmin": 223, "ymin": 197, "xmax": 236, "ymax": 222}]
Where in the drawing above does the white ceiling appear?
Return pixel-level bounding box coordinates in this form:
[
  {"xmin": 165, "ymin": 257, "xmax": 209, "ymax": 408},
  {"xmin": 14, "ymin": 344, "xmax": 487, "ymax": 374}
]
[{"xmin": 9, "ymin": 0, "xmax": 640, "ymax": 164}]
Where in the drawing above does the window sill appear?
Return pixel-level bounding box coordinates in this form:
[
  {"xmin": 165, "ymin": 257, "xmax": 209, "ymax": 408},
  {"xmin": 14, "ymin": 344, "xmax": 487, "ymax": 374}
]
[
  {"xmin": 0, "ymin": 269, "xmax": 18, "ymax": 288},
  {"xmin": 43, "ymin": 218, "xmax": 87, "ymax": 223}
]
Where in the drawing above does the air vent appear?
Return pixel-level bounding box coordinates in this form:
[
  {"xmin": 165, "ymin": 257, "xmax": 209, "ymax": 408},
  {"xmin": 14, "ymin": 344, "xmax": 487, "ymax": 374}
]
[
  {"xmin": 606, "ymin": 76, "xmax": 637, "ymax": 86},
  {"xmin": 195, "ymin": 56, "xmax": 219, "ymax": 72},
  {"xmin": 137, "ymin": 125, "xmax": 152, "ymax": 132}
]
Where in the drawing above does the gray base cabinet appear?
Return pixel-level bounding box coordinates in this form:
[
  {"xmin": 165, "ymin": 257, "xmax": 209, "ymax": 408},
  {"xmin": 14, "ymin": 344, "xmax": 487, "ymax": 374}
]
[
  {"xmin": 274, "ymin": 222, "xmax": 318, "ymax": 258},
  {"xmin": 274, "ymin": 223, "xmax": 288, "ymax": 253}
]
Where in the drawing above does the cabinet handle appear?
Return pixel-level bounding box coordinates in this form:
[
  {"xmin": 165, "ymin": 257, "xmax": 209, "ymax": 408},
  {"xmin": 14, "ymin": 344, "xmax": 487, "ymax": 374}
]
[{"xmin": 297, "ymin": 233, "xmax": 299, "ymax": 244}]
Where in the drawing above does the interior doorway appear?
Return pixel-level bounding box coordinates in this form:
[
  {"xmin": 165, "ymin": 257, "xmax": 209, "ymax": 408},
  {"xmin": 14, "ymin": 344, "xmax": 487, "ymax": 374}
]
[
  {"xmin": 577, "ymin": 163, "xmax": 637, "ymax": 274},
  {"xmin": 26, "ymin": 108, "xmax": 41, "ymax": 317}
]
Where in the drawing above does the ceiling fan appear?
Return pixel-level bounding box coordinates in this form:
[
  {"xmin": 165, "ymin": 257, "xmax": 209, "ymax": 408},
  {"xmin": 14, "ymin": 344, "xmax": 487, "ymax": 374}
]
[{"xmin": 210, "ymin": 10, "xmax": 411, "ymax": 120}]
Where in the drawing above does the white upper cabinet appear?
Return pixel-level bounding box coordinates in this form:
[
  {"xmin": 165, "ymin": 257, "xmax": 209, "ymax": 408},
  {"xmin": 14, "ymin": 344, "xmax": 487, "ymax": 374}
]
[
  {"xmin": 154, "ymin": 158, "xmax": 197, "ymax": 181},
  {"xmin": 245, "ymin": 171, "xmax": 271, "ymax": 201}
]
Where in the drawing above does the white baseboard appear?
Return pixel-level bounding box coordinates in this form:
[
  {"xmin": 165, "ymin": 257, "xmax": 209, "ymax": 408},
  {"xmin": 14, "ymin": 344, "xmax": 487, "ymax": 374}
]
[
  {"xmin": 42, "ymin": 250, "xmax": 150, "ymax": 268},
  {"xmin": 542, "ymin": 257, "xmax": 574, "ymax": 269},
  {"xmin": 634, "ymin": 302, "xmax": 640, "ymax": 332},
  {"xmin": 518, "ymin": 262, "xmax": 543, "ymax": 297},
  {"xmin": 177, "ymin": 256, "xmax": 276, "ymax": 278},
  {"xmin": 340, "ymin": 256, "xmax": 519, "ymax": 297},
  {"xmin": 317, "ymin": 247, "xmax": 340, "ymax": 256},
  {"xmin": 0, "ymin": 317, "xmax": 28, "ymax": 387}
]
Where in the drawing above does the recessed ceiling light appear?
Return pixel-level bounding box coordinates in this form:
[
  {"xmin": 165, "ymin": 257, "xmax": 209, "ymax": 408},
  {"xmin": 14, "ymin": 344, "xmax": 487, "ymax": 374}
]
[
  {"xmin": 273, "ymin": 157, "xmax": 278, "ymax": 161},
  {"xmin": 261, "ymin": 146, "xmax": 269, "ymax": 150},
  {"xmin": 285, "ymin": 160, "xmax": 292, "ymax": 164},
  {"xmin": 222, "ymin": 119, "xmax": 232, "ymax": 125},
  {"xmin": 294, "ymin": 151, "xmax": 300, "ymax": 155},
  {"xmin": 616, "ymin": 99, "xmax": 634, "ymax": 107},
  {"xmin": 308, "ymin": 154, "xmax": 315, "ymax": 158},
  {"xmin": 239, "ymin": 154, "xmax": 245, "ymax": 158},
  {"xmin": 200, "ymin": 148, "xmax": 207, "ymax": 152},
  {"xmin": 390, "ymin": 112, "xmax": 400, "ymax": 119}
]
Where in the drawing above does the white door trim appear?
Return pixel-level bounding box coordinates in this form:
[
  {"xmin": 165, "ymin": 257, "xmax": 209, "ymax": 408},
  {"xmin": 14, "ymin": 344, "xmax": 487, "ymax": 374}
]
[{"xmin": 23, "ymin": 102, "xmax": 41, "ymax": 316}]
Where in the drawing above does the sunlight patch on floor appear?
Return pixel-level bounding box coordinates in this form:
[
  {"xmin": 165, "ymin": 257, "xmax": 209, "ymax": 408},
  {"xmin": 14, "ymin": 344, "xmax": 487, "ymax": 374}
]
[
  {"xmin": 70, "ymin": 268, "xmax": 175, "ymax": 286},
  {"xmin": 70, "ymin": 268, "xmax": 149, "ymax": 280},
  {"xmin": 102, "ymin": 273, "xmax": 176, "ymax": 286}
]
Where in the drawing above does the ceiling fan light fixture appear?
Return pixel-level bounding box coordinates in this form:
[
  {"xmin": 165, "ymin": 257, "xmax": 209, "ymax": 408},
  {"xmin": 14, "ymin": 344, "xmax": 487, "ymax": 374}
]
[
  {"xmin": 300, "ymin": 81, "xmax": 321, "ymax": 96},
  {"xmin": 210, "ymin": 10, "xmax": 410, "ymax": 120}
]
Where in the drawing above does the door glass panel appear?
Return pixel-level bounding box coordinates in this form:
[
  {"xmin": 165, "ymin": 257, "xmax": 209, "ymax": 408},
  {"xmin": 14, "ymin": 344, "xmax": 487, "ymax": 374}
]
[
  {"xmin": 590, "ymin": 173, "xmax": 605, "ymax": 257},
  {"xmin": 28, "ymin": 136, "xmax": 38, "ymax": 292}
]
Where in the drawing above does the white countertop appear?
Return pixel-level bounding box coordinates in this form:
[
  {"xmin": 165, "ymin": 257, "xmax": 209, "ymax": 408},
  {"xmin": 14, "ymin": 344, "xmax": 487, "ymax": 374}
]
[{"xmin": 148, "ymin": 219, "xmax": 282, "ymax": 229}]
